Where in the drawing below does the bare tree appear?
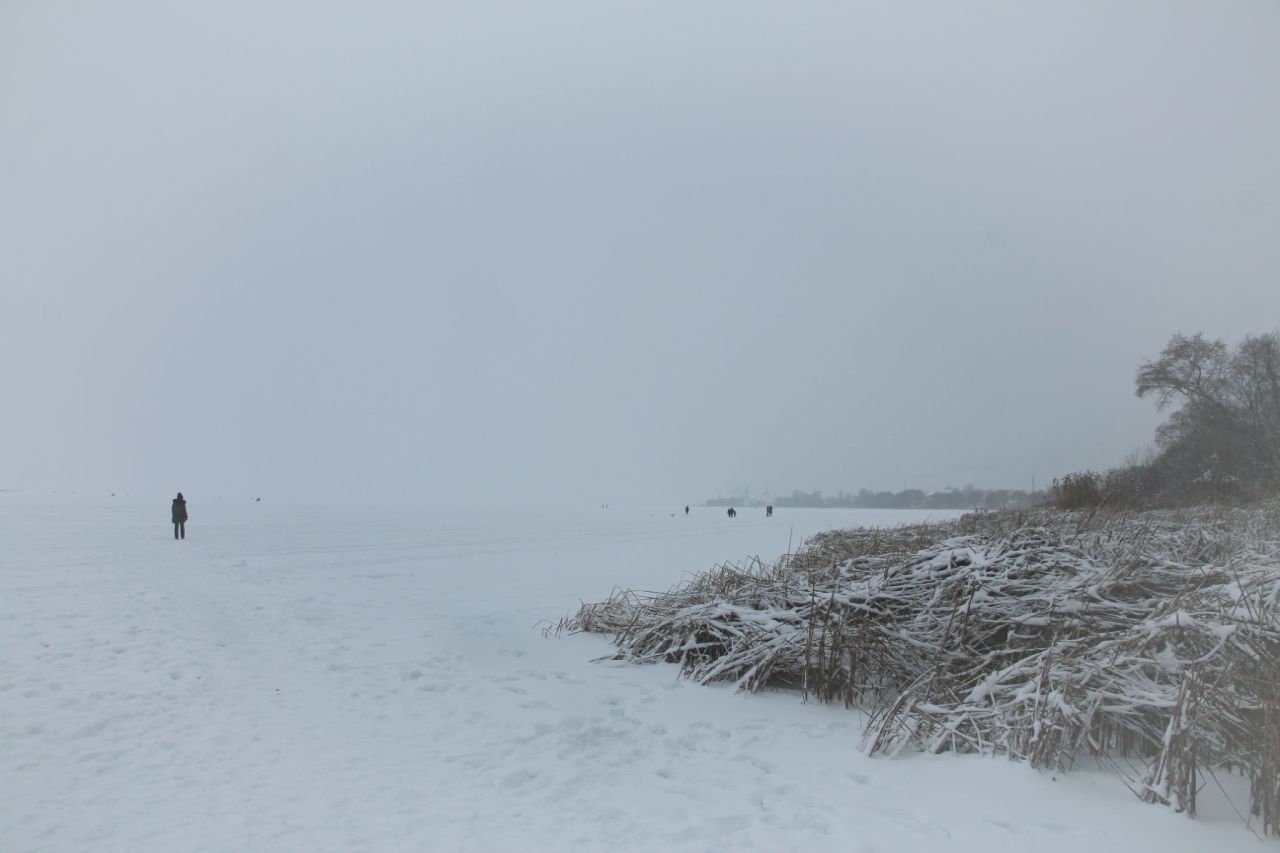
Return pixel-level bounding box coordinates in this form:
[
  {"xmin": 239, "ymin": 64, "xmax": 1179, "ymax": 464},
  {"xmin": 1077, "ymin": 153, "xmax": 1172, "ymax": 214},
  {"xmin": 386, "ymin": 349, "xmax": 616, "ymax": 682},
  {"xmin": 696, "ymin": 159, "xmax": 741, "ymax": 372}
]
[{"xmin": 1136, "ymin": 331, "xmax": 1280, "ymax": 498}]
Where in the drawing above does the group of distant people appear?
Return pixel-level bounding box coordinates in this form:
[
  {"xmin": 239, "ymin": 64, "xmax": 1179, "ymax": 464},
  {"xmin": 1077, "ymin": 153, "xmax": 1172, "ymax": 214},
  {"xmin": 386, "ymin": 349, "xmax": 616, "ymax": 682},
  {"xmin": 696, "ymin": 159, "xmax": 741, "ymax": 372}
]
[
  {"xmin": 681, "ymin": 504, "xmax": 777, "ymax": 519},
  {"xmin": 171, "ymin": 494, "xmax": 777, "ymax": 538},
  {"xmin": 722, "ymin": 505, "xmax": 773, "ymax": 519}
]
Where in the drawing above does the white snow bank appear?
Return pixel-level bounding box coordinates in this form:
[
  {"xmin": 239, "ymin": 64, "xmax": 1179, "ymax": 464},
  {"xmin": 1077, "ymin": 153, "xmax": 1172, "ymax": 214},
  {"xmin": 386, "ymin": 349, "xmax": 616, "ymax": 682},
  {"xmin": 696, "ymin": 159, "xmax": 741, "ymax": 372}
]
[{"xmin": 0, "ymin": 495, "xmax": 1265, "ymax": 851}]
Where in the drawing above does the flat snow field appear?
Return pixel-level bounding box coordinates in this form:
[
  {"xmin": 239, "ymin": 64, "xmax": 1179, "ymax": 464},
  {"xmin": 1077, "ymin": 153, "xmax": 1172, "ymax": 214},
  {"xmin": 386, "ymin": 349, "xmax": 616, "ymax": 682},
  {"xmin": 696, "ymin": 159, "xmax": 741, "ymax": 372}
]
[{"xmin": 0, "ymin": 495, "xmax": 1268, "ymax": 852}]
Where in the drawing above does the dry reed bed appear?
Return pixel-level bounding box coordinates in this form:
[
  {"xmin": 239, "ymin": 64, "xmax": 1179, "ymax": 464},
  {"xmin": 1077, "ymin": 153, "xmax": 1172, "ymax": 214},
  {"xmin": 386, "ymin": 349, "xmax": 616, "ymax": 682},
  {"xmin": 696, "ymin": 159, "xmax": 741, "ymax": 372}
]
[{"xmin": 559, "ymin": 504, "xmax": 1280, "ymax": 832}]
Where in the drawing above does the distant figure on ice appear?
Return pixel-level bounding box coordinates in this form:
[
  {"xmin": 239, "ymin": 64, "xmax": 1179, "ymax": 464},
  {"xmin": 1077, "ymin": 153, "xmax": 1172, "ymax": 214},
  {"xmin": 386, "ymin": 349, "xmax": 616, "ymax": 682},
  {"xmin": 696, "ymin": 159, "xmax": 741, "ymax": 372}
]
[
  {"xmin": 727, "ymin": 507, "xmax": 737, "ymax": 518},
  {"xmin": 685, "ymin": 506, "xmax": 689, "ymax": 516},
  {"xmin": 172, "ymin": 492, "xmax": 188, "ymax": 540},
  {"xmin": 766, "ymin": 505, "xmax": 773, "ymax": 518}
]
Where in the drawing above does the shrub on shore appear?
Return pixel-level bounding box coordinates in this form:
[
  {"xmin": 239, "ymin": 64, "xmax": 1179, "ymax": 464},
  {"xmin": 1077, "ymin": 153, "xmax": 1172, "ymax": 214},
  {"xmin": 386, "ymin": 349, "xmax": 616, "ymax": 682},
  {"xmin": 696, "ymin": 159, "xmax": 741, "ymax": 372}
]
[{"xmin": 560, "ymin": 503, "xmax": 1280, "ymax": 833}]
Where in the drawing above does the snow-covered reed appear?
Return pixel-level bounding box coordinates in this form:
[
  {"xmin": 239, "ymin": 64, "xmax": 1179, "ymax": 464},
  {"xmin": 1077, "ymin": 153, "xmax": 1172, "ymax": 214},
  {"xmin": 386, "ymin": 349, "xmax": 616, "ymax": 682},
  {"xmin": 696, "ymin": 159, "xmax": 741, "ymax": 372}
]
[{"xmin": 560, "ymin": 504, "xmax": 1280, "ymax": 832}]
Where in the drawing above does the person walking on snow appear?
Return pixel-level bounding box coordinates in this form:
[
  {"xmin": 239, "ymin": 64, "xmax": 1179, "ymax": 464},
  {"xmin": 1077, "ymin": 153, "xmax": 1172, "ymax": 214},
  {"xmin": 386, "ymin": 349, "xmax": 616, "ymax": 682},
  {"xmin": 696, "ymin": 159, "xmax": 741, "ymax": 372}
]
[{"xmin": 172, "ymin": 492, "xmax": 188, "ymax": 540}]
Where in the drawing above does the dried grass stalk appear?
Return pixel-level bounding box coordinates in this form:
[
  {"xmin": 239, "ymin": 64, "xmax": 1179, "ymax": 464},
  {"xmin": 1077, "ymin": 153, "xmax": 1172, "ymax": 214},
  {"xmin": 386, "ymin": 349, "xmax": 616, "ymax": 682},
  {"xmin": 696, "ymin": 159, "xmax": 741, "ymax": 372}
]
[{"xmin": 558, "ymin": 503, "xmax": 1280, "ymax": 833}]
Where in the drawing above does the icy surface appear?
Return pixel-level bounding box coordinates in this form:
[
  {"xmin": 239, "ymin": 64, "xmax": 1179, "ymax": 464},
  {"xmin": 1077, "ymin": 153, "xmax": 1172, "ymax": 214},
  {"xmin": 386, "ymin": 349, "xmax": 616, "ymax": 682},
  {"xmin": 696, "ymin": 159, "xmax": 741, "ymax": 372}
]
[{"xmin": 0, "ymin": 495, "xmax": 1266, "ymax": 851}]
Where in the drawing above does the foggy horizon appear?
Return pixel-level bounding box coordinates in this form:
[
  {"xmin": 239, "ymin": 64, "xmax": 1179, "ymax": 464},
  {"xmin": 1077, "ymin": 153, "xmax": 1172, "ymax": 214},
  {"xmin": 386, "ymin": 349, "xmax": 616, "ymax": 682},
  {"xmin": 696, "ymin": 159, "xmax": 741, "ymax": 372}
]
[{"xmin": 4, "ymin": 2, "xmax": 1278, "ymax": 507}]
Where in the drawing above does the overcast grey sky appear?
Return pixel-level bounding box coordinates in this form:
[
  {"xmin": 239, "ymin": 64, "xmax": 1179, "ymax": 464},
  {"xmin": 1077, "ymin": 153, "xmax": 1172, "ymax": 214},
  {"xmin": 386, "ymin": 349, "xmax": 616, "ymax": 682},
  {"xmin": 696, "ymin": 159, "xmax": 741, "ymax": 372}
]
[{"xmin": 3, "ymin": 1, "xmax": 1278, "ymax": 506}]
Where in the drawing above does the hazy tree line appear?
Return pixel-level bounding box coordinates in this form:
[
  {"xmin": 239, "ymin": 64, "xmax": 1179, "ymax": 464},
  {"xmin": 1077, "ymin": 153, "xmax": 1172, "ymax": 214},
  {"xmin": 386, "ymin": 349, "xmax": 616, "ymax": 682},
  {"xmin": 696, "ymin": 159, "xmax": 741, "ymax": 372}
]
[
  {"xmin": 707, "ymin": 486, "xmax": 1043, "ymax": 510},
  {"xmin": 707, "ymin": 331, "xmax": 1279, "ymax": 513},
  {"xmin": 1051, "ymin": 330, "xmax": 1280, "ymax": 508}
]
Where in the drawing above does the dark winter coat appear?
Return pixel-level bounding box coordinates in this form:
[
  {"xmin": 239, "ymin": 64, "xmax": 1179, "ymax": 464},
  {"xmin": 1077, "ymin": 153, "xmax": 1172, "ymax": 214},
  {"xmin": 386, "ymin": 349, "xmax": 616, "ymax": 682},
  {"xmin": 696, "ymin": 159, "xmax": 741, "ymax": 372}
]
[{"xmin": 172, "ymin": 497, "xmax": 188, "ymax": 523}]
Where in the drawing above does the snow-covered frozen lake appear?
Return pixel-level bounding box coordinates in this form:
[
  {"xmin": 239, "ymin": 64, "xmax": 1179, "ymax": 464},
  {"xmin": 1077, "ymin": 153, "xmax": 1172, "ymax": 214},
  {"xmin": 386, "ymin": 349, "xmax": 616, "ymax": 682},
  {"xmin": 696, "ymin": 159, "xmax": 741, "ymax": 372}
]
[{"xmin": 0, "ymin": 494, "xmax": 1266, "ymax": 851}]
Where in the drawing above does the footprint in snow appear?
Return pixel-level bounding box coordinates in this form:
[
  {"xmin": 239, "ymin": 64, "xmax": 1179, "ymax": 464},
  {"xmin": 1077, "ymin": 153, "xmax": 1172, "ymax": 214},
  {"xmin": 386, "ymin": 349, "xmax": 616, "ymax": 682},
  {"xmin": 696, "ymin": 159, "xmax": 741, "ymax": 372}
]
[{"xmin": 499, "ymin": 769, "xmax": 539, "ymax": 789}]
